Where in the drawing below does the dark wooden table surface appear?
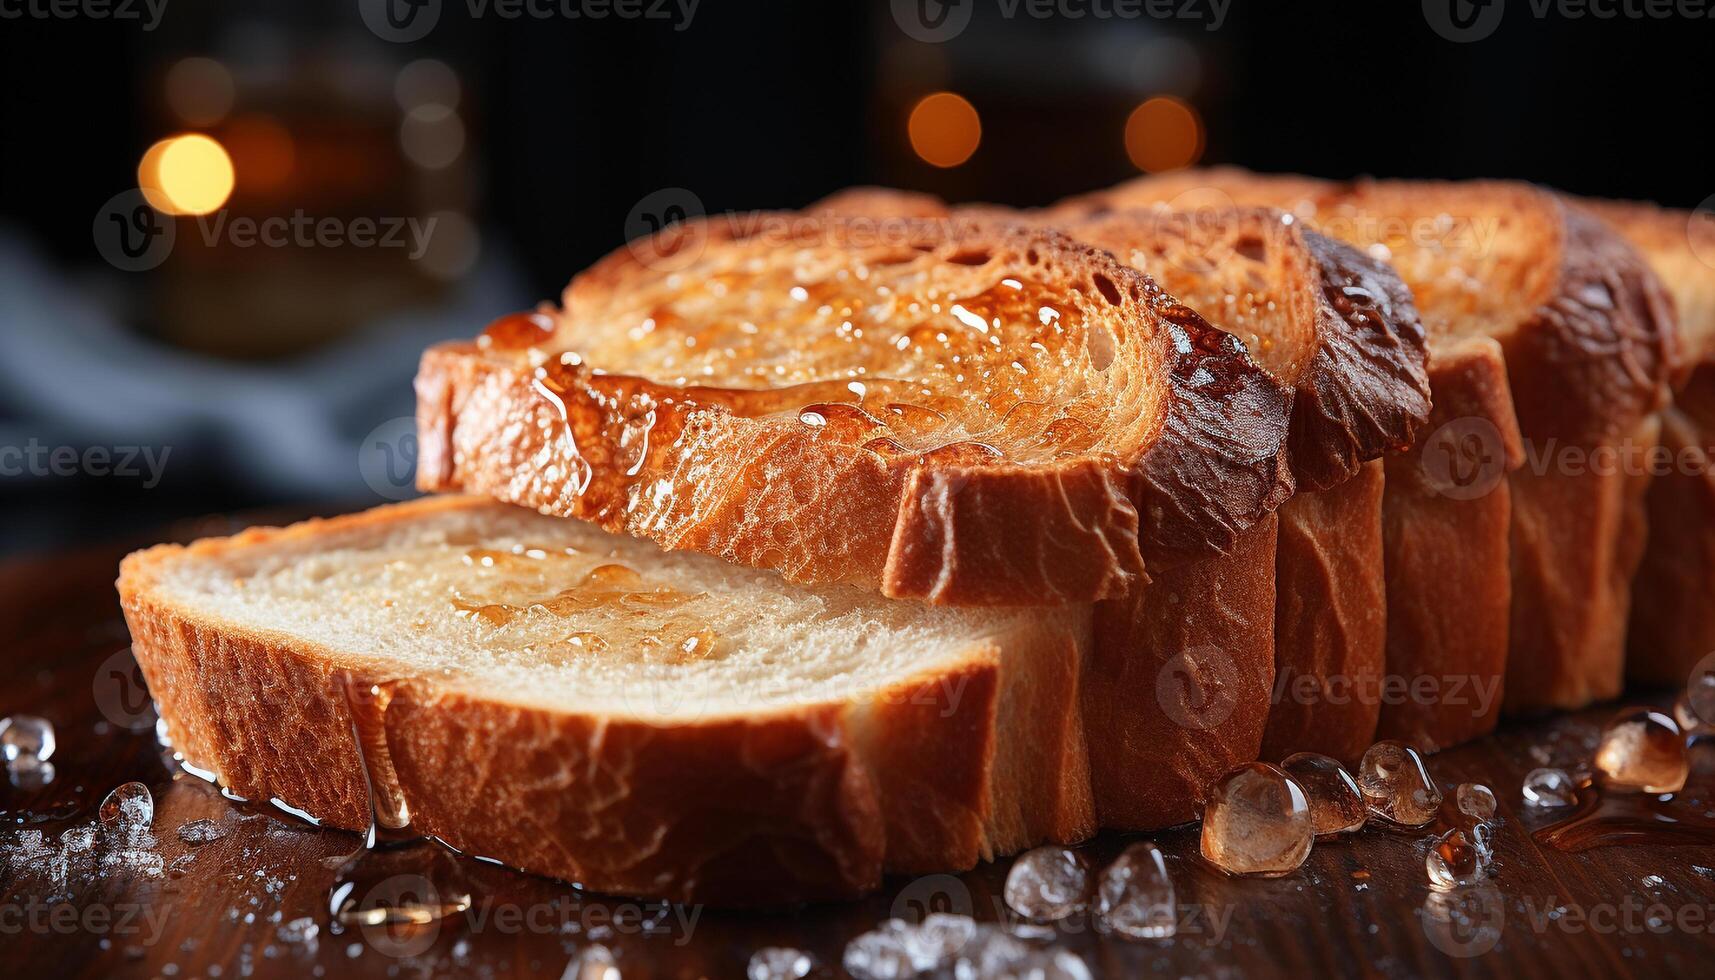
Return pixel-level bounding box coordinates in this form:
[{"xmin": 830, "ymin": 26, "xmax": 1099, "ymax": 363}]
[{"xmin": 3, "ymin": 514, "xmax": 1714, "ymax": 979}]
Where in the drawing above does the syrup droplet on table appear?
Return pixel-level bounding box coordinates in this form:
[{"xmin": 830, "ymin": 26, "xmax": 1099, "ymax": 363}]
[
  {"xmin": 0, "ymin": 714, "xmax": 56, "ymax": 764},
  {"xmin": 1281, "ymin": 752, "xmax": 1368, "ymax": 837},
  {"xmin": 2, "ymin": 715, "xmax": 57, "ymax": 787},
  {"xmin": 1676, "ymin": 668, "xmax": 1715, "ymax": 734},
  {"xmin": 325, "ymin": 672, "xmax": 472, "ymax": 931},
  {"xmin": 176, "ymin": 818, "xmax": 225, "ymax": 845},
  {"xmin": 1200, "ymin": 762, "xmax": 1314, "ymax": 877},
  {"xmin": 1094, "ymin": 841, "xmax": 1176, "ymax": 939},
  {"xmin": 1594, "ymin": 707, "xmax": 1689, "ymax": 794},
  {"xmin": 1533, "ymin": 776, "xmax": 1715, "ymax": 852},
  {"xmin": 1454, "ymin": 782, "xmax": 1498, "ymax": 825},
  {"xmin": 1356, "ymin": 740, "xmax": 1441, "ymax": 828},
  {"xmin": 1003, "ymin": 846, "xmax": 1089, "ymax": 921},
  {"xmin": 1522, "ymin": 767, "xmax": 1577, "ymax": 808},
  {"xmin": 1426, "ymin": 828, "xmax": 1483, "ymax": 890},
  {"xmin": 1673, "ymin": 691, "xmax": 1714, "ymax": 736},
  {"xmin": 99, "ymin": 781, "xmax": 154, "ymax": 832},
  {"xmin": 902, "ymin": 913, "xmax": 979, "ymax": 971},
  {"xmin": 747, "ymin": 947, "xmax": 815, "ymax": 980}
]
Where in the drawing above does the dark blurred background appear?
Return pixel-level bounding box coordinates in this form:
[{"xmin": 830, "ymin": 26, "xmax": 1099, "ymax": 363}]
[{"xmin": 0, "ymin": 0, "xmax": 1708, "ymax": 554}]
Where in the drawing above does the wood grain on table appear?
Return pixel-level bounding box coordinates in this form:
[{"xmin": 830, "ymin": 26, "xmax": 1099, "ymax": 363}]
[{"xmin": 2, "ymin": 516, "xmax": 1713, "ymax": 979}]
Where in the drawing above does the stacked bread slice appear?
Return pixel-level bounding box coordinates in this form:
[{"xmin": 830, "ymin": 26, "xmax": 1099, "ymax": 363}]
[
  {"xmin": 1067, "ymin": 171, "xmax": 1679, "ymax": 722},
  {"xmin": 1572, "ymin": 198, "xmax": 1715, "ymax": 689},
  {"xmin": 117, "ymin": 174, "xmax": 1685, "ymax": 905}
]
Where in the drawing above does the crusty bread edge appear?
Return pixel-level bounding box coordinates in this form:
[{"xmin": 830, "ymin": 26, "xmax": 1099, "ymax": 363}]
[{"xmin": 116, "ymin": 497, "xmax": 1097, "ymax": 905}]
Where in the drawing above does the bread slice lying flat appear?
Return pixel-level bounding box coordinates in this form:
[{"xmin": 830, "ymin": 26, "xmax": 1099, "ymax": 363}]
[
  {"xmin": 1085, "ymin": 171, "xmax": 1678, "ymax": 722},
  {"xmin": 1578, "ymin": 198, "xmax": 1715, "ymax": 687},
  {"xmin": 117, "ymin": 497, "xmax": 1097, "ymax": 905},
  {"xmin": 417, "ymin": 215, "xmax": 1296, "ymax": 605}
]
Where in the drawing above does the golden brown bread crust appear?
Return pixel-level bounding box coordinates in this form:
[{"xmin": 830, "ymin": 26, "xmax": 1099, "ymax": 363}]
[
  {"xmin": 1491, "ymin": 200, "xmax": 1677, "ymax": 444},
  {"xmin": 115, "ymin": 498, "xmax": 1096, "ymax": 906},
  {"xmin": 1051, "ymin": 207, "xmax": 1431, "ymax": 494},
  {"xmin": 1504, "ymin": 416, "xmax": 1661, "ymax": 711},
  {"xmin": 1086, "ymin": 170, "xmax": 1680, "ymax": 717},
  {"xmin": 828, "ymin": 192, "xmax": 1429, "ymax": 771},
  {"xmin": 1571, "ymin": 197, "xmax": 1715, "ymax": 689},
  {"xmin": 1576, "ymin": 196, "xmax": 1715, "ymax": 374},
  {"xmin": 1262, "ymin": 460, "xmax": 1385, "ymax": 764},
  {"xmin": 1490, "ymin": 201, "xmax": 1673, "ymax": 709},
  {"xmin": 1628, "ymin": 379, "xmax": 1715, "ymax": 686},
  {"xmin": 420, "ymin": 215, "xmax": 1296, "ymax": 604},
  {"xmin": 1377, "ymin": 339, "xmax": 1521, "ymax": 749},
  {"xmin": 1083, "ymin": 515, "xmax": 1278, "ymax": 829},
  {"xmin": 1028, "ymin": 203, "xmax": 1427, "ymax": 767}
]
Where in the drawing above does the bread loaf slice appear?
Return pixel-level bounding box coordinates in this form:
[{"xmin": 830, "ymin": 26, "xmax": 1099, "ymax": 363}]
[
  {"xmin": 816, "ymin": 190, "xmax": 1433, "ymax": 808},
  {"xmin": 1331, "ymin": 180, "xmax": 1674, "ymax": 714},
  {"xmin": 117, "ymin": 496, "xmax": 1096, "ymax": 906},
  {"xmin": 1083, "ymin": 172, "xmax": 1677, "ymax": 723},
  {"xmin": 1578, "ymin": 198, "xmax": 1715, "ymax": 687},
  {"xmin": 1045, "ymin": 206, "xmax": 1431, "ymax": 788},
  {"xmin": 416, "ymin": 215, "xmax": 1295, "ymax": 606}
]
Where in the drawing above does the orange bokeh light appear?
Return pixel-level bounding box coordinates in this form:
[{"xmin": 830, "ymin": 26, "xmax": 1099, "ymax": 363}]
[
  {"xmin": 1124, "ymin": 97, "xmax": 1205, "ymax": 174},
  {"xmin": 908, "ymin": 92, "xmax": 981, "ymax": 169},
  {"xmin": 138, "ymin": 134, "xmax": 235, "ymax": 215}
]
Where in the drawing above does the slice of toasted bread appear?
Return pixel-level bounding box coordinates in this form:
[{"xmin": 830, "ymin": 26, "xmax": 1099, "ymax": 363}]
[
  {"xmin": 1048, "ymin": 206, "xmax": 1431, "ymax": 782},
  {"xmin": 1330, "ymin": 180, "xmax": 1674, "ymax": 712},
  {"xmin": 818, "ymin": 191, "xmax": 1433, "ymax": 801},
  {"xmin": 117, "ymin": 497, "xmax": 1096, "ymax": 906},
  {"xmin": 1577, "ymin": 198, "xmax": 1715, "ymax": 686},
  {"xmin": 417, "ymin": 215, "xmax": 1295, "ymax": 605},
  {"xmin": 1083, "ymin": 171, "xmax": 1676, "ymax": 719},
  {"xmin": 1578, "ymin": 198, "xmax": 1715, "ymax": 372}
]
